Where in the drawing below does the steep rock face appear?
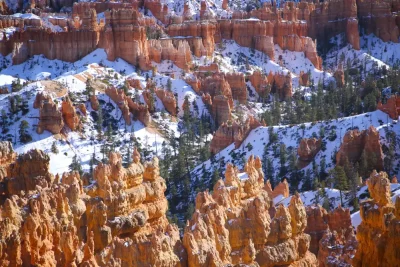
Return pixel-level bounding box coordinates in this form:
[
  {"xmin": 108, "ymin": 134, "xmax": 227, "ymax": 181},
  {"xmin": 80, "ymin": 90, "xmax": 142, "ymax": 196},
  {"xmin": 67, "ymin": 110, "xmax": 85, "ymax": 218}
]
[
  {"xmin": 249, "ymin": 70, "xmax": 271, "ymax": 97},
  {"xmin": 212, "ymin": 94, "xmax": 232, "ymax": 126},
  {"xmin": 183, "ymin": 156, "xmax": 317, "ymax": 267},
  {"xmin": 305, "ymin": 205, "xmax": 356, "ymax": 265},
  {"xmin": 225, "ymin": 72, "xmax": 247, "ymax": 104},
  {"xmin": 297, "ymin": 138, "xmax": 321, "ymax": 168},
  {"xmin": 377, "ymin": 95, "xmax": 400, "ymax": 119},
  {"xmin": 346, "ymin": 18, "xmax": 361, "ymax": 50},
  {"xmin": 90, "ymin": 93, "xmax": 99, "ymax": 111},
  {"xmin": 357, "ymin": 0, "xmax": 400, "ymax": 43},
  {"xmin": 148, "ymin": 39, "xmax": 193, "ymax": 71},
  {"xmin": 0, "ymin": 141, "xmax": 16, "ymax": 181},
  {"xmin": 61, "ymin": 96, "xmax": 80, "ymax": 131},
  {"xmin": 0, "ymin": 144, "xmax": 185, "ymax": 266},
  {"xmin": 334, "ymin": 65, "xmax": 345, "ymax": 88},
  {"xmin": 156, "ymin": 88, "xmax": 177, "ymax": 116},
  {"xmin": 34, "ymin": 92, "xmax": 64, "ymax": 134},
  {"xmin": 353, "ymin": 170, "xmax": 400, "ymax": 266},
  {"xmin": 210, "ymin": 116, "xmax": 262, "ymax": 154},
  {"xmin": 269, "ymin": 71, "xmax": 293, "ymax": 100},
  {"xmin": 5, "ymin": 149, "xmax": 54, "ymax": 196},
  {"xmin": 144, "ymin": 0, "xmax": 170, "ymax": 25},
  {"xmin": 336, "ymin": 126, "xmax": 383, "ymax": 171},
  {"xmin": 167, "ymin": 21, "xmax": 216, "ymax": 57},
  {"xmin": 299, "ymin": 71, "xmax": 309, "ymax": 86},
  {"xmin": 127, "ymin": 78, "xmax": 143, "ymax": 90},
  {"xmin": 105, "ymin": 86, "xmax": 132, "ymax": 125},
  {"xmin": 102, "ymin": 8, "xmax": 151, "ymax": 70},
  {"xmin": 1, "ymin": 8, "xmax": 101, "ymax": 65},
  {"xmin": 215, "ymin": 18, "xmax": 321, "ymax": 69}
]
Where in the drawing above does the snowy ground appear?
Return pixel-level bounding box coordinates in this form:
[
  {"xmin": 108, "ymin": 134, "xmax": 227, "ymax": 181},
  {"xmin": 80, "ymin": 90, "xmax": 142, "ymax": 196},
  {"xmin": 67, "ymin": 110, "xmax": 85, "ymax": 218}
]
[
  {"xmin": 192, "ymin": 110, "xmax": 400, "ymax": 186},
  {"xmin": 0, "ymin": 49, "xmax": 207, "ymax": 176},
  {"xmin": 325, "ymin": 34, "xmax": 400, "ymax": 72}
]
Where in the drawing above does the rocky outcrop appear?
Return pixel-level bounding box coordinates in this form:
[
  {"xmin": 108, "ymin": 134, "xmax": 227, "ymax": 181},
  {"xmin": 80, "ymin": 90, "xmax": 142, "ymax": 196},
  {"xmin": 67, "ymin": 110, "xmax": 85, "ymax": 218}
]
[
  {"xmin": 336, "ymin": 126, "xmax": 384, "ymax": 171},
  {"xmin": 167, "ymin": 21, "xmax": 216, "ymax": 57},
  {"xmin": 346, "ymin": 18, "xmax": 361, "ymax": 50},
  {"xmin": 0, "ymin": 141, "xmax": 15, "ymax": 181},
  {"xmin": 127, "ymin": 78, "xmax": 143, "ymax": 90},
  {"xmin": 0, "ymin": 144, "xmax": 185, "ymax": 266},
  {"xmin": 105, "ymin": 86, "xmax": 132, "ymax": 125},
  {"xmin": 34, "ymin": 92, "xmax": 64, "ymax": 134},
  {"xmin": 377, "ymin": 95, "xmax": 400, "ymax": 120},
  {"xmin": 269, "ymin": 71, "xmax": 293, "ymax": 100},
  {"xmin": 299, "ymin": 71, "xmax": 309, "ymax": 87},
  {"xmin": 304, "ymin": 205, "xmax": 356, "ymax": 265},
  {"xmin": 5, "ymin": 149, "xmax": 54, "ymax": 196},
  {"xmin": 297, "ymin": 138, "xmax": 321, "ymax": 168},
  {"xmin": 156, "ymin": 88, "xmax": 177, "ymax": 116},
  {"xmin": 225, "ymin": 72, "xmax": 247, "ymax": 104},
  {"xmin": 353, "ymin": 170, "xmax": 400, "ymax": 266},
  {"xmin": 148, "ymin": 39, "xmax": 193, "ymax": 71},
  {"xmin": 61, "ymin": 96, "xmax": 80, "ymax": 131},
  {"xmin": 334, "ymin": 64, "xmax": 345, "ymax": 88},
  {"xmin": 210, "ymin": 115, "xmax": 262, "ymax": 154},
  {"xmin": 249, "ymin": 70, "xmax": 271, "ymax": 97},
  {"xmin": 266, "ymin": 178, "xmax": 290, "ymax": 199},
  {"xmin": 90, "ymin": 93, "xmax": 99, "ymax": 111},
  {"xmin": 183, "ymin": 156, "xmax": 318, "ymax": 266},
  {"xmin": 357, "ymin": 0, "xmax": 400, "ymax": 43},
  {"xmin": 212, "ymin": 94, "xmax": 232, "ymax": 126}
]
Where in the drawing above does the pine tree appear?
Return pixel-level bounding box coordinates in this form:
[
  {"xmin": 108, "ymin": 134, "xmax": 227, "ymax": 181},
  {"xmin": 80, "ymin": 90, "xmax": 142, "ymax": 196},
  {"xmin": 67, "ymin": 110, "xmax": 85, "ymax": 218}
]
[
  {"xmin": 279, "ymin": 143, "xmax": 287, "ymax": 177},
  {"xmin": 332, "ymin": 166, "xmax": 348, "ymax": 206},
  {"xmin": 69, "ymin": 154, "xmax": 83, "ymax": 176},
  {"xmin": 19, "ymin": 120, "xmax": 31, "ymax": 144},
  {"xmin": 51, "ymin": 141, "xmax": 59, "ymax": 154}
]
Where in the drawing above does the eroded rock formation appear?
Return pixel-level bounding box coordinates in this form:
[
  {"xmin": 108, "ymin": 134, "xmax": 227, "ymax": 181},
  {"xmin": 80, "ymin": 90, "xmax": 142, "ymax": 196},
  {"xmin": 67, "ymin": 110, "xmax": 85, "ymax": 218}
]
[
  {"xmin": 0, "ymin": 144, "xmax": 186, "ymax": 266},
  {"xmin": 305, "ymin": 205, "xmax": 357, "ymax": 266},
  {"xmin": 61, "ymin": 96, "xmax": 80, "ymax": 131},
  {"xmin": 105, "ymin": 86, "xmax": 151, "ymax": 126},
  {"xmin": 297, "ymin": 138, "xmax": 321, "ymax": 168},
  {"xmin": 0, "ymin": 141, "xmax": 15, "ymax": 181},
  {"xmin": 183, "ymin": 156, "xmax": 318, "ymax": 266},
  {"xmin": 34, "ymin": 92, "xmax": 64, "ymax": 134},
  {"xmin": 210, "ymin": 115, "xmax": 262, "ymax": 154},
  {"xmin": 353, "ymin": 170, "xmax": 400, "ymax": 266},
  {"xmin": 336, "ymin": 126, "xmax": 384, "ymax": 171},
  {"xmin": 156, "ymin": 88, "xmax": 177, "ymax": 116},
  {"xmin": 377, "ymin": 95, "xmax": 400, "ymax": 119}
]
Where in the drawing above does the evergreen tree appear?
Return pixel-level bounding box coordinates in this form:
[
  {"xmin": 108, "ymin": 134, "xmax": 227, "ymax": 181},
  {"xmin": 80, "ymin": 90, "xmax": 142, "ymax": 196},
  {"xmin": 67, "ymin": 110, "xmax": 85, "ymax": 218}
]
[
  {"xmin": 69, "ymin": 154, "xmax": 83, "ymax": 176},
  {"xmin": 332, "ymin": 166, "xmax": 348, "ymax": 206},
  {"xmin": 279, "ymin": 143, "xmax": 287, "ymax": 177},
  {"xmin": 51, "ymin": 141, "xmax": 59, "ymax": 154},
  {"xmin": 19, "ymin": 120, "xmax": 32, "ymax": 144}
]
